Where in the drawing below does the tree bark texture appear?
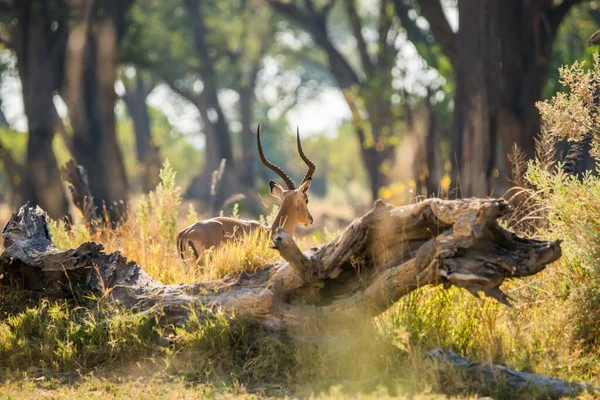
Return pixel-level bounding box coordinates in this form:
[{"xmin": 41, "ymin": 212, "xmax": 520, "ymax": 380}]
[
  {"xmin": 454, "ymin": 0, "xmax": 494, "ymax": 198},
  {"xmin": 412, "ymin": 97, "xmax": 441, "ymax": 197},
  {"xmin": 13, "ymin": 1, "xmax": 70, "ymax": 220},
  {"xmin": 0, "ymin": 198, "xmax": 561, "ymax": 331},
  {"xmin": 441, "ymin": 0, "xmax": 583, "ymax": 197}
]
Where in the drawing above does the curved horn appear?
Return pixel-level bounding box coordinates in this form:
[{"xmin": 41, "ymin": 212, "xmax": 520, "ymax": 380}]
[
  {"xmin": 257, "ymin": 125, "xmax": 296, "ymax": 190},
  {"xmin": 297, "ymin": 127, "xmax": 316, "ymax": 184}
]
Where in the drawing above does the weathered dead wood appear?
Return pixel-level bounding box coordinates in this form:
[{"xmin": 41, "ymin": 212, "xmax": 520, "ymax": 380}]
[
  {"xmin": 0, "ymin": 198, "xmax": 561, "ymax": 331},
  {"xmin": 430, "ymin": 349, "xmax": 598, "ymax": 398},
  {"xmin": 61, "ymin": 160, "xmax": 97, "ymax": 224}
]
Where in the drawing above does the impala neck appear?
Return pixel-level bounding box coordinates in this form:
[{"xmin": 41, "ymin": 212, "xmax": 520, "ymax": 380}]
[{"xmin": 270, "ymin": 204, "xmax": 298, "ymax": 236}]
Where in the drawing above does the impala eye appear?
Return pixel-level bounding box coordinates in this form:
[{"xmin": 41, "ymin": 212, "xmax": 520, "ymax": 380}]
[{"xmin": 305, "ymin": 199, "xmax": 309, "ymax": 204}]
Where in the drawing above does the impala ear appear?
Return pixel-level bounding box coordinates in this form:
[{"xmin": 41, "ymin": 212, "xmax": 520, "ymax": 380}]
[
  {"xmin": 299, "ymin": 178, "xmax": 311, "ymax": 194},
  {"xmin": 269, "ymin": 181, "xmax": 285, "ymax": 200}
]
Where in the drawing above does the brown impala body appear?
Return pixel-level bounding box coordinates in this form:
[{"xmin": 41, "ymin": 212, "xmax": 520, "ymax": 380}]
[{"xmin": 177, "ymin": 126, "xmax": 316, "ymax": 261}]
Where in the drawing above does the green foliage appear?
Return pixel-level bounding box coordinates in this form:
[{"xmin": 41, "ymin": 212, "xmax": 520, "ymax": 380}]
[
  {"xmin": 523, "ymin": 161, "xmax": 600, "ymax": 355},
  {"xmin": 0, "ymin": 127, "xmax": 25, "ymax": 202},
  {"xmin": 259, "ymin": 204, "xmax": 280, "ymax": 228},
  {"xmin": 185, "ymin": 202, "xmax": 198, "ymax": 226},
  {"xmin": 0, "ymin": 300, "xmax": 161, "ymax": 372},
  {"xmin": 526, "ymin": 165, "xmax": 600, "ymax": 278},
  {"xmin": 0, "ymin": 127, "xmax": 25, "ymax": 164},
  {"xmin": 537, "ymin": 53, "xmax": 600, "ymax": 159},
  {"xmin": 136, "ymin": 193, "xmax": 152, "ymax": 242},
  {"xmin": 167, "ymin": 307, "xmax": 295, "ymax": 383},
  {"xmin": 392, "ymin": 288, "xmax": 502, "ymax": 358},
  {"xmin": 544, "ymin": 1, "xmax": 599, "ymax": 98},
  {"xmin": 230, "ymin": 202, "xmax": 239, "ymax": 219},
  {"xmin": 121, "ymin": 0, "xmax": 192, "ymax": 76},
  {"xmin": 0, "ymin": 297, "xmax": 295, "ymax": 383},
  {"xmin": 48, "ymin": 218, "xmax": 92, "ymax": 251},
  {"xmin": 149, "ymin": 160, "xmax": 181, "ymax": 247}
]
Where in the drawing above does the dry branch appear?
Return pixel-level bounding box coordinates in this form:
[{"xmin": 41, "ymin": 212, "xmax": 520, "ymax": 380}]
[{"xmin": 0, "ymin": 198, "xmax": 560, "ymax": 330}]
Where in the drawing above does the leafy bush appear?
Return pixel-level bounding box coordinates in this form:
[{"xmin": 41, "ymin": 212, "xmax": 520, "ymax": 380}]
[{"xmin": 385, "ymin": 54, "xmax": 600, "ymax": 387}]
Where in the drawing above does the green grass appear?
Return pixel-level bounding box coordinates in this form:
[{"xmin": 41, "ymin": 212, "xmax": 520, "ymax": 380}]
[{"xmin": 0, "ymin": 295, "xmax": 296, "ymax": 384}]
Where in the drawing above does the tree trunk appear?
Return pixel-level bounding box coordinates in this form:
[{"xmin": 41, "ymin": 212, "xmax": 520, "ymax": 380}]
[
  {"xmin": 359, "ymin": 134, "xmax": 394, "ymax": 201},
  {"xmin": 407, "ymin": 96, "xmax": 440, "ymax": 197},
  {"xmin": 487, "ymin": 1, "xmax": 552, "ymax": 192},
  {"xmin": 0, "ymin": 142, "xmax": 24, "ymax": 207},
  {"xmin": 180, "ymin": 94, "xmax": 262, "ymax": 214},
  {"xmin": 344, "ymin": 91, "xmax": 396, "ymax": 202},
  {"xmin": 239, "ymin": 87, "xmax": 256, "ymax": 188},
  {"xmin": 454, "ymin": 0, "xmax": 495, "ymax": 198},
  {"xmin": 182, "ymin": 0, "xmax": 238, "ymax": 204},
  {"xmin": 63, "ymin": 1, "xmax": 128, "ymax": 223},
  {"xmin": 0, "ymin": 90, "xmax": 23, "ymax": 206},
  {"xmin": 424, "ymin": 94, "xmax": 440, "ymax": 196},
  {"xmin": 183, "ymin": 95, "xmax": 229, "ymax": 203},
  {"xmin": 14, "ymin": 1, "xmax": 69, "ymax": 220},
  {"xmin": 122, "ymin": 76, "xmax": 160, "ymax": 191},
  {"xmin": 452, "ymin": 0, "xmax": 579, "ymax": 197},
  {"xmin": 94, "ymin": 15, "xmax": 129, "ymax": 205}
]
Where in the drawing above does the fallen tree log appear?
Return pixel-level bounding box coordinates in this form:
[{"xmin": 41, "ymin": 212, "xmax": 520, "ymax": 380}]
[
  {"xmin": 0, "ymin": 198, "xmax": 560, "ymax": 330},
  {"xmin": 429, "ymin": 349, "xmax": 598, "ymax": 398}
]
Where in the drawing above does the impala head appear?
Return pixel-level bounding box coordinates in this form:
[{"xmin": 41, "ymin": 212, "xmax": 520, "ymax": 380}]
[{"xmin": 257, "ymin": 125, "xmax": 316, "ymax": 233}]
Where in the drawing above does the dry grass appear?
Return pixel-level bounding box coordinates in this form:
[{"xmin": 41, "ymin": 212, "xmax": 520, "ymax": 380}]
[
  {"xmin": 44, "ymin": 160, "xmax": 343, "ymax": 286},
  {"xmin": 196, "ymin": 229, "xmax": 280, "ymax": 280},
  {"xmin": 45, "ymin": 161, "xmax": 299, "ymax": 285}
]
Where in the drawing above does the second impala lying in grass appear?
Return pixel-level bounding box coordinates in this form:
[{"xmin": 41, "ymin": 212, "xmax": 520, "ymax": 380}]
[{"xmin": 177, "ymin": 126, "xmax": 316, "ymax": 261}]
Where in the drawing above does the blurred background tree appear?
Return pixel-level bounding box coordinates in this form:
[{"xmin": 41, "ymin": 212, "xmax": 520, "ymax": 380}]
[{"xmin": 0, "ymin": 0, "xmax": 595, "ymax": 222}]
